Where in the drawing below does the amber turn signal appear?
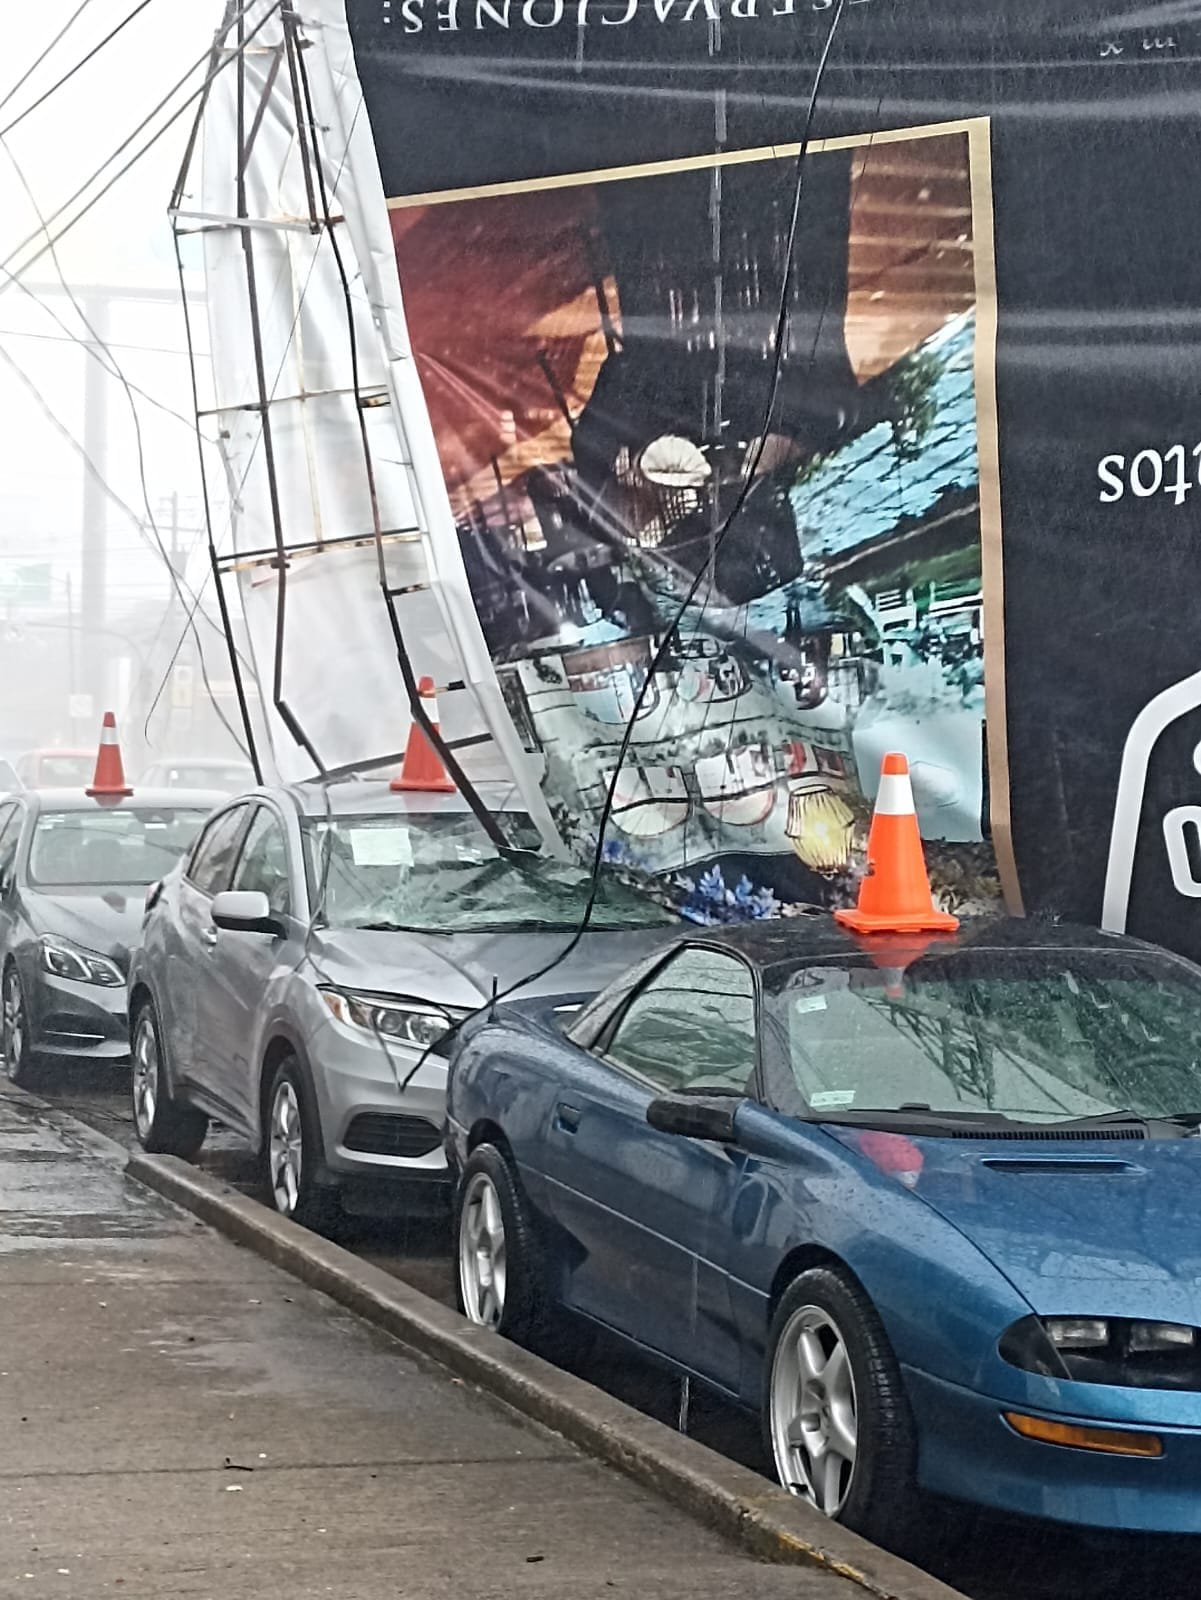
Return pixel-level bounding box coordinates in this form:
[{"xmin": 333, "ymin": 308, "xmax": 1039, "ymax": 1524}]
[{"xmin": 1004, "ymin": 1412, "xmax": 1163, "ymax": 1458}]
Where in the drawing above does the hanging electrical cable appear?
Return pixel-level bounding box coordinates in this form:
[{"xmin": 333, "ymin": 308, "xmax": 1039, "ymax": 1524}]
[
  {"xmin": 0, "ymin": 0, "xmax": 281, "ymax": 293},
  {"xmin": 0, "ymin": 0, "xmax": 157, "ymax": 140},
  {"xmin": 0, "ymin": 138, "xmax": 252, "ymax": 677},
  {"xmin": 403, "ymin": 0, "xmax": 855, "ymax": 1082},
  {"xmin": 0, "ymin": 328, "xmax": 251, "ymax": 755},
  {"xmin": 287, "ymin": 9, "xmax": 511, "ymax": 849},
  {"xmin": 165, "ymin": 1, "xmax": 271, "ymax": 781},
  {"xmin": 0, "ymin": 0, "xmax": 98, "ymax": 120}
]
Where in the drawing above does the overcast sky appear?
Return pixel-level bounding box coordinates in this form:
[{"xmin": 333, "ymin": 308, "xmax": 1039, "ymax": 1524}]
[
  {"xmin": 0, "ymin": 1, "xmax": 220, "ymax": 602},
  {"xmin": 0, "ymin": 2, "xmax": 243, "ymax": 749}
]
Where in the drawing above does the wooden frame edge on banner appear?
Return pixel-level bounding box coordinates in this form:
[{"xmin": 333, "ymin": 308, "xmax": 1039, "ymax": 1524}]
[{"xmin": 388, "ymin": 115, "xmax": 1022, "ymax": 914}]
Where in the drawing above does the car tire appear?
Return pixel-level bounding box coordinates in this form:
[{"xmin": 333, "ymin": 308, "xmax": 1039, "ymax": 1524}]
[
  {"xmin": 130, "ymin": 999, "xmax": 208, "ymax": 1160},
  {"xmin": 763, "ymin": 1266, "xmax": 924, "ymax": 1556},
  {"xmin": 456, "ymin": 1143, "xmax": 586, "ymax": 1361},
  {"xmin": 263, "ymin": 1057, "xmax": 342, "ymax": 1235},
  {"xmin": 2, "ymin": 962, "xmax": 38, "ymax": 1090}
]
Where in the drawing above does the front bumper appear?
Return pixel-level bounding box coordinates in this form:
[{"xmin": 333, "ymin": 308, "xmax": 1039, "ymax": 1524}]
[
  {"xmin": 307, "ymin": 1012, "xmax": 450, "ymax": 1187},
  {"xmin": 907, "ymin": 1365, "xmax": 1201, "ymax": 1534},
  {"xmin": 28, "ymin": 967, "xmax": 128, "ymax": 1061}
]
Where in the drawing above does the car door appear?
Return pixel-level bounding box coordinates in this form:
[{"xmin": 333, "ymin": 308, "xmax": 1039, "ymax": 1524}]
[
  {"xmin": 202, "ymin": 803, "xmax": 300, "ymax": 1135},
  {"xmin": 166, "ymin": 804, "xmax": 254, "ymax": 1112},
  {"xmin": 541, "ymin": 945, "xmax": 758, "ymax": 1391}
]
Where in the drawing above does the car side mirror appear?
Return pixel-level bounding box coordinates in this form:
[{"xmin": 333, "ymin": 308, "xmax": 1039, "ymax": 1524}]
[
  {"xmin": 646, "ymin": 1094, "xmax": 741, "ymax": 1144},
  {"xmin": 211, "ymin": 889, "xmax": 284, "ymax": 937}
]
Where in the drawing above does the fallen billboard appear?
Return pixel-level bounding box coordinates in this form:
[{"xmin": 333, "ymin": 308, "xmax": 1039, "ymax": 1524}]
[{"xmin": 219, "ymin": 1, "xmax": 1201, "ymax": 956}]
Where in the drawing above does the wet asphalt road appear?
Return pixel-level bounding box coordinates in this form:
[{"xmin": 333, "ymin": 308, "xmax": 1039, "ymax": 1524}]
[{"xmin": 41, "ymin": 1060, "xmax": 1201, "ymax": 1600}]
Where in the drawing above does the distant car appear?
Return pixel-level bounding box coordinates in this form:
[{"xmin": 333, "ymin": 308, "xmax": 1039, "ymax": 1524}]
[
  {"xmin": 140, "ymin": 757, "xmax": 255, "ymax": 793},
  {"xmin": 0, "ymin": 759, "xmax": 21, "ymax": 795},
  {"xmin": 127, "ymin": 779, "xmax": 677, "ymax": 1229},
  {"xmin": 447, "ymin": 916, "xmax": 1201, "ymax": 1546},
  {"xmin": 0, "ymin": 788, "xmax": 222, "ymax": 1087},
  {"xmin": 16, "ymin": 749, "xmax": 94, "ymax": 790}
]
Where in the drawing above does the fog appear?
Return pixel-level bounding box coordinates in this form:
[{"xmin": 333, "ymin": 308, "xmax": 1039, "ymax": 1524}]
[{"xmin": 0, "ymin": 3, "xmax": 250, "ymax": 775}]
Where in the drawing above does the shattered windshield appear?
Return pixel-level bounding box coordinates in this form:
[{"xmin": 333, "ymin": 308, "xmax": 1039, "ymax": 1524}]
[
  {"xmin": 301, "ymin": 812, "xmax": 676, "ymax": 933},
  {"xmin": 770, "ymin": 948, "xmax": 1201, "ymax": 1125}
]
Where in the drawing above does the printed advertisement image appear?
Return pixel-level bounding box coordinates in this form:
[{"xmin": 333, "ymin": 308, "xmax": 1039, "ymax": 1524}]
[
  {"xmin": 388, "ymin": 123, "xmax": 1001, "ymax": 924},
  {"xmin": 335, "ymin": 0, "xmax": 1201, "ymax": 962}
]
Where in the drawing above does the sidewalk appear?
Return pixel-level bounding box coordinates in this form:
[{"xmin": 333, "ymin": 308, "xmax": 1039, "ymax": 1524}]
[{"xmin": 0, "ymin": 1088, "xmax": 873, "ymax": 1600}]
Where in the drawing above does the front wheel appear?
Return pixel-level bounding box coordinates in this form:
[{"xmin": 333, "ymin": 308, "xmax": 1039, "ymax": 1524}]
[
  {"xmin": 456, "ymin": 1144, "xmax": 584, "ymax": 1360},
  {"xmin": 263, "ymin": 1058, "xmax": 341, "ymax": 1234},
  {"xmin": 131, "ymin": 1001, "xmax": 208, "ymax": 1158},
  {"xmin": 3, "ymin": 963, "xmax": 38, "ymax": 1090},
  {"xmin": 764, "ymin": 1266, "xmax": 923, "ymax": 1555}
]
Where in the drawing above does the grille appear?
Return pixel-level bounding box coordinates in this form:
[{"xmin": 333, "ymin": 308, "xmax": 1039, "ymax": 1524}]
[{"xmin": 344, "ymin": 1113, "xmax": 442, "ymax": 1159}]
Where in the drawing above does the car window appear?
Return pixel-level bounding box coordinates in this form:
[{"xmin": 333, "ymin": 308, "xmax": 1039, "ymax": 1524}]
[
  {"xmin": 603, "ymin": 947, "xmax": 757, "ymax": 1095},
  {"xmin": 29, "ymin": 807, "xmax": 210, "ymax": 889},
  {"xmin": 767, "ymin": 949, "xmax": 1201, "ymax": 1124},
  {"xmin": 232, "ymin": 807, "xmax": 291, "ymax": 918},
  {"xmin": 187, "ymin": 806, "xmax": 251, "ymax": 897},
  {"xmin": 35, "ymin": 754, "xmax": 92, "ymax": 787}
]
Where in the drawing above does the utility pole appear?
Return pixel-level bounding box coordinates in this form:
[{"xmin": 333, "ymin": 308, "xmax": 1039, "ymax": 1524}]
[{"xmin": 80, "ymin": 293, "xmax": 110, "ymax": 712}]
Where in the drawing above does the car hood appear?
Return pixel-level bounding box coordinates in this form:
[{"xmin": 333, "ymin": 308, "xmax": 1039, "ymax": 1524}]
[
  {"xmin": 310, "ymin": 924, "xmax": 677, "ymax": 1010},
  {"xmin": 872, "ymin": 1133, "xmax": 1201, "ymax": 1321},
  {"xmin": 24, "ymin": 888, "xmax": 146, "ymax": 972}
]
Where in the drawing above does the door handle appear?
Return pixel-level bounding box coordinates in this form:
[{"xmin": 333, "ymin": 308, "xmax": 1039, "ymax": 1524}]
[
  {"xmin": 201, "ymin": 925, "xmax": 219, "ymax": 947},
  {"xmin": 555, "ymin": 1101, "xmax": 581, "ymax": 1134}
]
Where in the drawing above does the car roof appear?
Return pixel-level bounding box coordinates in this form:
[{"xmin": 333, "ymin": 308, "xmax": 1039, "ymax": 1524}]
[
  {"xmin": 279, "ymin": 777, "xmax": 529, "ymax": 819},
  {"xmin": 677, "ymin": 914, "xmax": 1185, "ymax": 973},
  {"xmin": 23, "ymin": 788, "xmax": 225, "ymax": 814}
]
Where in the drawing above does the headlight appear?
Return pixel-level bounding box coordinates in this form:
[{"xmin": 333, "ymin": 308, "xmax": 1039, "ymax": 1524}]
[
  {"xmin": 321, "ymin": 988, "xmax": 464, "ymax": 1049},
  {"xmin": 39, "ymin": 935, "xmax": 124, "ymax": 988},
  {"xmin": 1002, "ymin": 1315, "xmax": 1201, "ymax": 1390},
  {"xmin": 1045, "ymin": 1318, "xmax": 1110, "ymax": 1351}
]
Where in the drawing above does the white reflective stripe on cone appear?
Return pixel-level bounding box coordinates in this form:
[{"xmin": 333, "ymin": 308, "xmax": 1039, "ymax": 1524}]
[{"xmin": 874, "ymin": 771, "xmax": 916, "ymax": 816}]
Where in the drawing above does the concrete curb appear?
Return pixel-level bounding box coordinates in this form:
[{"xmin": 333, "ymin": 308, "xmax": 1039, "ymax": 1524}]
[{"xmin": 128, "ymin": 1151, "xmax": 966, "ymax": 1600}]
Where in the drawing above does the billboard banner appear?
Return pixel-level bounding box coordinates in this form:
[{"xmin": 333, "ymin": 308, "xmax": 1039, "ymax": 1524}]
[{"xmin": 341, "ymin": 0, "xmax": 1201, "ymax": 952}]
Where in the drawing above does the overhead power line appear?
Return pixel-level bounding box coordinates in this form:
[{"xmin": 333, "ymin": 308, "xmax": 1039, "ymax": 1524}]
[
  {"xmin": 0, "ymin": 0, "xmax": 281, "ymax": 294},
  {"xmin": 0, "ymin": 0, "xmax": 158, "ymax": 142},
  {"xmin": 0, "ymin": 0, "xmax": 98, "ymax": 120}
]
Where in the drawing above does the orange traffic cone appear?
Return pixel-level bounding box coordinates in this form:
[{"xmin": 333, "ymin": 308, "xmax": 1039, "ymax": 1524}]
[
  {"xmin": 85, "ymin": 711, "xmax": 133, "ymax": 799},
  {"xmin": 835, "ymin": 753, "xmax": 958, "ymax": 936},
  {"xmin": 391, "ymin": 677, "xmax": 456, "ymax": 794}
]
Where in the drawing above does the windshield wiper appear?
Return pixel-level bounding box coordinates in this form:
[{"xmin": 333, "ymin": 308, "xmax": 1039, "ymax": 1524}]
[{"xmin": 353, "ymin": 920, "xmax": 432, "ymax": 934}]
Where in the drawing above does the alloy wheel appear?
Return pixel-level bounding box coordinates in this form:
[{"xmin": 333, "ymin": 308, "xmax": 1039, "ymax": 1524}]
[
  {"xmin": 269, "ymin": 1080, "xmax": 304, "ymax": 1216},
  {"xmin": 131, "ymin": 1015, "xmax": 159, "ymax": 1140},
  {"xmin": 3, "ymin": 970, "xmax": 24, "ymax": 1082},
  {"xmin": 458, "ymin": 1171, "xmax": 507, "ymax": 1327},
  {"xmin": 768, "ymin": 1304, "xmax": 859, "ymax": 1517}
]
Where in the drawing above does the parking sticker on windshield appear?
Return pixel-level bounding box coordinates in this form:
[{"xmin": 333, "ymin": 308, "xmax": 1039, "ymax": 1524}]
[
  {"xmin": 349, "ymin": 827, "xmax": 413, "ymax": 868},
  {"xmin": 794, "ymin": 993, "xmax": 828, "ymax": 1015},
  {"xmin": 810, "ymin": 1090, "xmax": 856, "ymax": 1109}
]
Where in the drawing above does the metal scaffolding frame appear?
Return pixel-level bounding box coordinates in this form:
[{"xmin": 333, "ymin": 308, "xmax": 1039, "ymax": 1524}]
[{"xmin": 169, "ymin": 0, "xmax": 562, "ymax": 854}]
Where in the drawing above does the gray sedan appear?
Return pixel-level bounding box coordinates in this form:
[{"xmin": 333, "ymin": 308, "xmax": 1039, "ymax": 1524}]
[
  {"xmin": 0, "ymin": 789, "xmax": 221, "ymax": 1086},
  {"xmin": 127, "ymin": 779, "xmax": 677, "ymax": 1229}
]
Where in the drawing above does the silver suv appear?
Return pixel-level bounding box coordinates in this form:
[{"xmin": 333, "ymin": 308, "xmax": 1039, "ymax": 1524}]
[{"xmin": 127, "ymin": 779, "xmax": 675, "ymax": 1229}]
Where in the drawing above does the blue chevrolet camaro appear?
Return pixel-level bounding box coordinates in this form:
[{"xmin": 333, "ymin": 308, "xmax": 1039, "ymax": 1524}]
[{"xmin": 446, "ymin": 916, "xmax": 1201, "ymax": 1547}]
